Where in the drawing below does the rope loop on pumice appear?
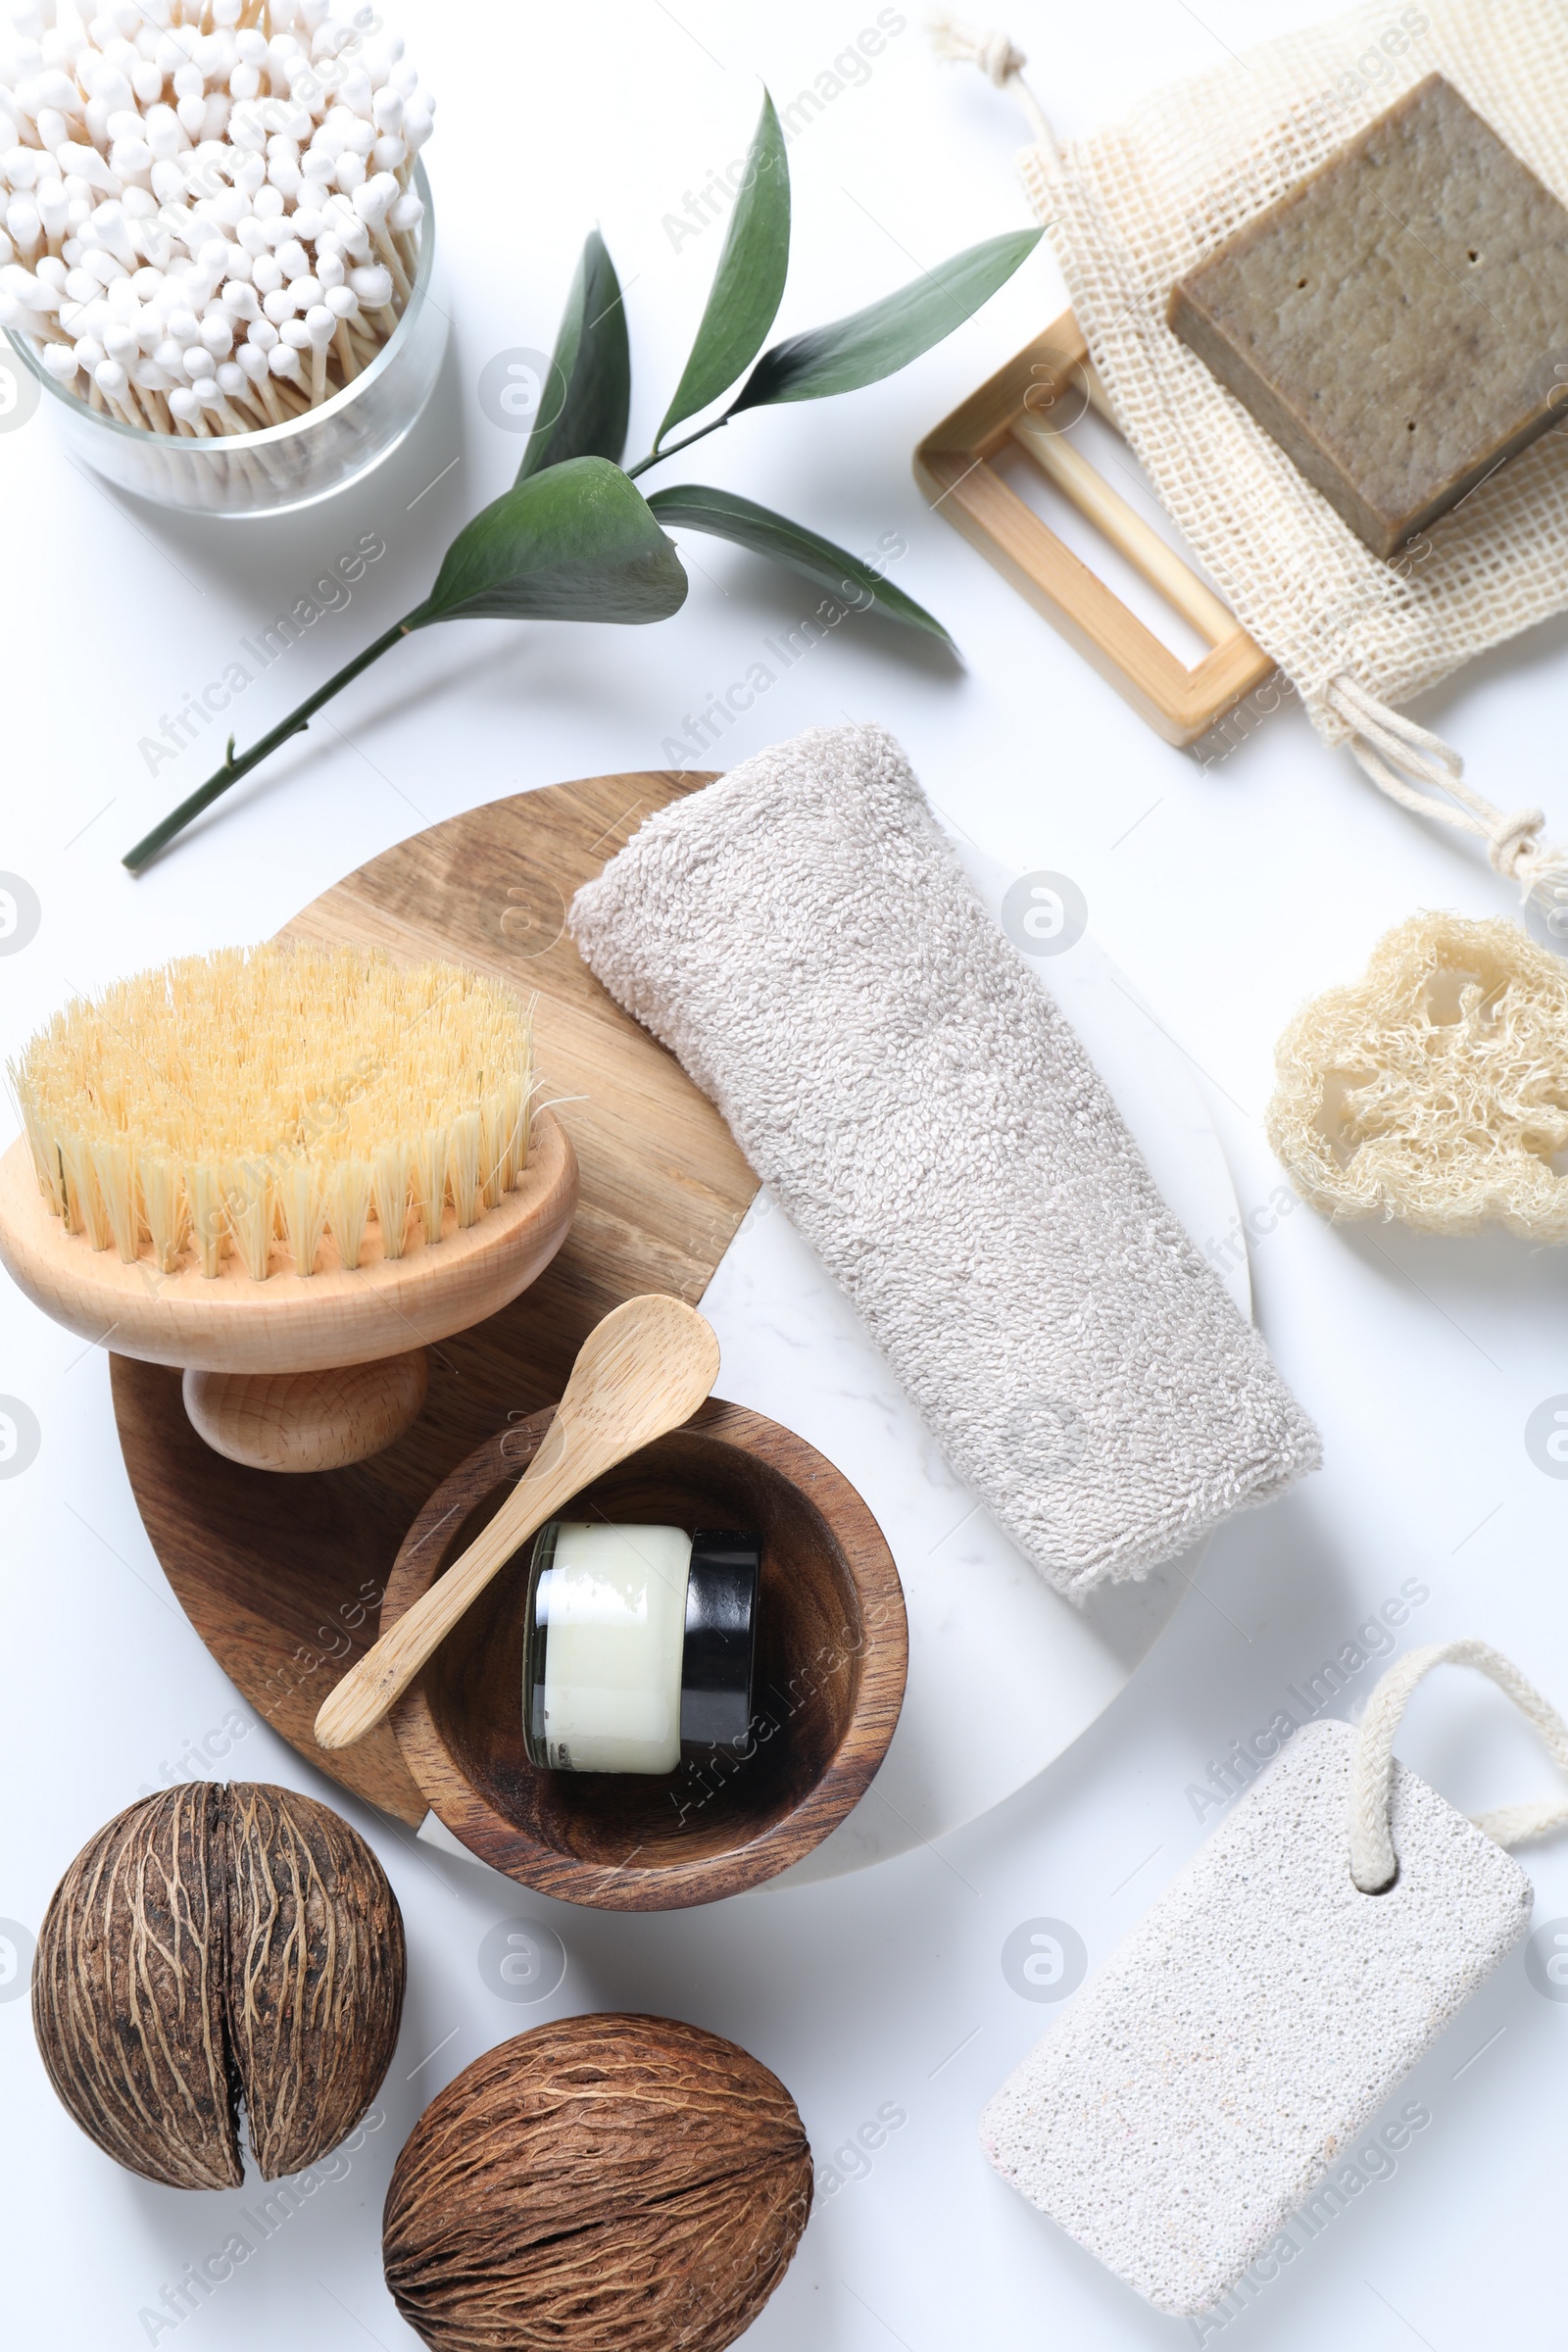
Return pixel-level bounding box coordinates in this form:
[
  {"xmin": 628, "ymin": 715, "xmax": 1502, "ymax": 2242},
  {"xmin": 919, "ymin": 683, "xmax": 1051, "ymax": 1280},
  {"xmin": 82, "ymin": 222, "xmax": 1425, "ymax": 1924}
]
[
  {"xmin": 1327, "ymin": 672, "xmax": 1568, "ymax": 911},
  {"xmin": 1349, "ymin": 1638, "xmax": 1568, "ymax": 1893}
]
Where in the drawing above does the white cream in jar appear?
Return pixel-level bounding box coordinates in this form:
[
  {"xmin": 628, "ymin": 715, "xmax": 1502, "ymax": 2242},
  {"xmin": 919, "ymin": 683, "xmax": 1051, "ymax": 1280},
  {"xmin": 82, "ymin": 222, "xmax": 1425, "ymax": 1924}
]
[{"xmin": 521, "ymin": 1522, "xmax": 760, "ymax": 1775}]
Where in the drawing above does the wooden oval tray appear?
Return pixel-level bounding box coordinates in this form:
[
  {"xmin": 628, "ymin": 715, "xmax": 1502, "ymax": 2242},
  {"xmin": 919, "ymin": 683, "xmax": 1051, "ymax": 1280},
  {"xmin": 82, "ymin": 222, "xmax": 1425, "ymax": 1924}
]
[{"xmin": 110, "ymin": 770, "xmax": 758, "ymax": 1826}]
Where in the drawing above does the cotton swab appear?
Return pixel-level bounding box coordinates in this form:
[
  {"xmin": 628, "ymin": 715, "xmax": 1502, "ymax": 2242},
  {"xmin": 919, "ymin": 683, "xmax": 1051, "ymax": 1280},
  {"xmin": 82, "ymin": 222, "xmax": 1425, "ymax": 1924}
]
[
  {"xmin": 40, "ymin": 338, "xmax": 79, "ymax": 389},
  {"xmin": 351, "ymin": 171, "xmax": 408, "ymax": 299},
  {"xmin": 36, "ymin": 173, "xmax": 69, "ymax": 250},
  {"xmin": 235, "ymin": 334, "xmax": 287, "ymax": 423},
  {"xmin": 168, "ymin": 381, "xmax": 210, "ymax": 435},
  {"xmin": 324, "ymin": 277, "xmax": 362, "ymax": 378},
  {"xmin": 94, "ymin": 356, "xmax": 146, "ymax": 427},
  {"xmin": 303, "ymin": 299, "xmax": 334, "ymax": 402},
  {"xmin": 268, "ymin": 338, "xmax": 308, "ymax": 407},
  {"xmin": 6, "ymin": 191, "xmax": 41, "ymax": 262},
  {"xmin": 219, "ymin": 354, "xmax": 268, "ymax": 427},
  {"xmin": 194, "ymin": 374, "xmax": 251, "ymax": 436},
  {"xmin": 387, "ymin": 185, "xmax": 422, "ymax": 276},
  {"xmin": 221, "ymin": 275, "xmax": 261, "ymax": 324},
  {"xmin": 349, "ymin": 259, "xmax": 393, "ymax": 334},
  {"xmin": 0, "ymin": 0, "xmax": 431, "ymax": 439},
  {"xmin": 131, "ymin": 359, "xmax": 174, "ymax": 431},
  {"xmin": 102, "ymin": 320, "xmax": 141, "ymax": 371}
]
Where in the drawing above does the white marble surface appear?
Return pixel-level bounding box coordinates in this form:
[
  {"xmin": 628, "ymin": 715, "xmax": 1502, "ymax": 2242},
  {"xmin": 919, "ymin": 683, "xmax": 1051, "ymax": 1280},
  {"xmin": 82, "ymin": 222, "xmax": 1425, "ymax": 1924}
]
[{"xmin": 7, "ymin": 5, "xmax": 1568, "ymax": 2350}]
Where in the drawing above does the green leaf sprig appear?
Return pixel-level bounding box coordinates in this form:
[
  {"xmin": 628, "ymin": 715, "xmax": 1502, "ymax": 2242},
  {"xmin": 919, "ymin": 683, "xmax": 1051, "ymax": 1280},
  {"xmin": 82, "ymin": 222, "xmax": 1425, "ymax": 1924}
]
[{"xmin": 125, "ymin": 96, "xmax": 1040, "ymax": 871}]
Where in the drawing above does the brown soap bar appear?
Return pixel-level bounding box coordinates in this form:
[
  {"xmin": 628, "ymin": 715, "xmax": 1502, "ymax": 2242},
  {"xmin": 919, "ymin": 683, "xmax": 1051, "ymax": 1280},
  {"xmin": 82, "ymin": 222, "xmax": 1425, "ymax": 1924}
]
[{"xmin": 1167, "ymin": 74, "xmax": 1568, "ymax": 557}]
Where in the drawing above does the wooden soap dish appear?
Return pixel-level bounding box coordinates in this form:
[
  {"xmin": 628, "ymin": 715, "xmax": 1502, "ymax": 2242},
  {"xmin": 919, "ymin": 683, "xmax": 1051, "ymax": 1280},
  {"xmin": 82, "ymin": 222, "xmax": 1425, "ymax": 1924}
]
[
  {"xmin": 0, "ymin": 1115, "xmax": 578, "ymax": 1473},
  {"xmin": 914, "ymin": 308, "xmax": 1274, "ymax": 746}
]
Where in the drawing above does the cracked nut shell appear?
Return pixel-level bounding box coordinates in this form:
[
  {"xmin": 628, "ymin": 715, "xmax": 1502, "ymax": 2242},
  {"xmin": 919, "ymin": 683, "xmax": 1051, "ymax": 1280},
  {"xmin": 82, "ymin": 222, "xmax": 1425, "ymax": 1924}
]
[
  {"xmin": 32, "ymin": 1782, "xmax": 405, "ymax": 2188},
  {"xmin": 382, "ymin": 2012, "xmax": 812, "ymax": 2352}
]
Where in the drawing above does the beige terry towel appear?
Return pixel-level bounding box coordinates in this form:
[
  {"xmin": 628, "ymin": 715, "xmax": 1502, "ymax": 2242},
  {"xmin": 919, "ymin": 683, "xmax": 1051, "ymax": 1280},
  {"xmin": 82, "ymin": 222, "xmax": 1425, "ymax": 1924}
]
[{"xmin": 570, "ymin": 724, "xmax": 1319, "ymax": 1597}]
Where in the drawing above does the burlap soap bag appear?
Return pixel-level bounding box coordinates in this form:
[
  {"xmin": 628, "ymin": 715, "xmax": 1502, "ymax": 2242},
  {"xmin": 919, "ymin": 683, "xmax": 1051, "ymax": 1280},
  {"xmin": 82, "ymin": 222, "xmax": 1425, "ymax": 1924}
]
[{"xmin": 953, "ymin": 0, "xmax": 1568, "ymax": 904}]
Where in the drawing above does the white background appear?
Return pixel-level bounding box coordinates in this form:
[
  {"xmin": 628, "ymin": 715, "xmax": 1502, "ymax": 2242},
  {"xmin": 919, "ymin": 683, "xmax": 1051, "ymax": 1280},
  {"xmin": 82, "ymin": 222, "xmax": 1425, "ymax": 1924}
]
[{"xmin": 5, "ymin": 2, "xmax": 1568, "ymax": 2346}]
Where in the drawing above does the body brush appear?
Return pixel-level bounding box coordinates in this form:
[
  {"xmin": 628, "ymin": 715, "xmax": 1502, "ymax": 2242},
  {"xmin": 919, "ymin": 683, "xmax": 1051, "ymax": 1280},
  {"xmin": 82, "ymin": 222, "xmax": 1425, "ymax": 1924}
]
[{"xmin": 0, "ymin": 944, "xmax": 579, "ymax": 1471}]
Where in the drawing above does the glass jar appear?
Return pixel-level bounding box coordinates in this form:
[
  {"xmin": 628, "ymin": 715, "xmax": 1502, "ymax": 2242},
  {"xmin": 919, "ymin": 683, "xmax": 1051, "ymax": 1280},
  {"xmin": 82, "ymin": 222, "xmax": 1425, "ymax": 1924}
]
[
  {"xmin": 522, "ymin": 1522, "xmax": 760, "ymax": 1775},
  {"xmin": 5, "ymin": 162, "xmax": 446, "ymax": 521}
]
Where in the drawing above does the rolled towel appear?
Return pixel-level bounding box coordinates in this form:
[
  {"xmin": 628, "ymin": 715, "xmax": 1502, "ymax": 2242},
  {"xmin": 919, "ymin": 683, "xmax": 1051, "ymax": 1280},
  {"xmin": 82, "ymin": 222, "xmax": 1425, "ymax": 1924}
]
[{"xmin": 570, "ymin": 723, "xmax": 1319, "ymax": 1596}]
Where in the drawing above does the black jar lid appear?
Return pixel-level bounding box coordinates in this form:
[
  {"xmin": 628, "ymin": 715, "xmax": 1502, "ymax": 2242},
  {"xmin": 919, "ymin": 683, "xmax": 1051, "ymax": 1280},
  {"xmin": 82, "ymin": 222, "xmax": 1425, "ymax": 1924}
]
[{"xmin": 680, "ymin": 1531, "xmax": 760, "ymax": 1748}]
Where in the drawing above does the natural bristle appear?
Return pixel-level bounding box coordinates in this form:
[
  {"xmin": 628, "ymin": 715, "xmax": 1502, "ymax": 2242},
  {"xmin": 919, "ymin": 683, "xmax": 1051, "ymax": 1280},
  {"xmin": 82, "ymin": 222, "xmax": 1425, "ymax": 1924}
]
[{"xmin": 11, "ymin": 946, "xmax": 537, "ymax": 1282}]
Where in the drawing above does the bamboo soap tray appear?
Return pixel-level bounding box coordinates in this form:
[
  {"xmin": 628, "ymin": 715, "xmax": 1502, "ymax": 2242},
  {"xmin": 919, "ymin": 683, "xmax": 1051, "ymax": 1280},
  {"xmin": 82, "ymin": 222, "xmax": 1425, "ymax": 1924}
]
[
  {"xmin": 914, "ymin": 308, "xmax": 1273, "ymax": 746},
  {"xmin": 109, "ymin": 771, "xmax": 760, "ymax": 1827}
]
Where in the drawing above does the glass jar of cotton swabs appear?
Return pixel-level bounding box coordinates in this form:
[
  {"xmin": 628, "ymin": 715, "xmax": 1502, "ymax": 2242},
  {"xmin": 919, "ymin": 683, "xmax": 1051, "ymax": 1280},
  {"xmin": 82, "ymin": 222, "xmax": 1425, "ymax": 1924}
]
[{"xmin": 0, "ymin": 1, "xmax": 446, "ymax": 516}]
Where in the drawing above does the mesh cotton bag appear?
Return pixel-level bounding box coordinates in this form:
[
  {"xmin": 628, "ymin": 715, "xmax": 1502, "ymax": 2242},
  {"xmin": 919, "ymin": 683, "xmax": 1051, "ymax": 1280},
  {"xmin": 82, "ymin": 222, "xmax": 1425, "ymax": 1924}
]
[{"xmin": 949, "ymin": 1, "xmax": 1568, "ymax": 905}]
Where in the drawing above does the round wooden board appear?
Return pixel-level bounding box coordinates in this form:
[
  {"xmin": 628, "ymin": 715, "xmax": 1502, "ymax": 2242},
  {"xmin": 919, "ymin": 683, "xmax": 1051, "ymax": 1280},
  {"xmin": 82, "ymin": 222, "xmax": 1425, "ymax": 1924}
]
[{"xmin": 111, "ymin": 772, "xmax": 758, "ymax": 1826}]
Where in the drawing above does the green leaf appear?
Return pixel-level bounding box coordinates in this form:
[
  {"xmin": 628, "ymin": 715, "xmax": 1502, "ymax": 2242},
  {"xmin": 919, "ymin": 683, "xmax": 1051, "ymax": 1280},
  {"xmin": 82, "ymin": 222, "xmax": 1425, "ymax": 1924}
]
[
  {"xmin": 729, "ymin": 227, "xmax": 1043, "ymax": 412},
  {"xmin": 646, "ymin": 484, "xmax": 953, "ymax": 643},
  {"xmin": 656, "ymin": 92, "xmax": 791, "ymax": 447},
  {"xmin": 516, "ymin": 230, "xmax": 631, "ymax": 482},
  {"xmin": 413, "ymin": 457, "xmax": 688, "ymax": 626}
]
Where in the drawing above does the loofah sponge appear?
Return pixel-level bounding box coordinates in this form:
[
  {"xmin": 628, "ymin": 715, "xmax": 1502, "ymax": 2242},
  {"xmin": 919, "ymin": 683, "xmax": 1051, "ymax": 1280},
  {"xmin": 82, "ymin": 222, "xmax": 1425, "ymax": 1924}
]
[{"xmin": 1266, "ymin": 912, "xmax": 1568, "ymax": 1237}]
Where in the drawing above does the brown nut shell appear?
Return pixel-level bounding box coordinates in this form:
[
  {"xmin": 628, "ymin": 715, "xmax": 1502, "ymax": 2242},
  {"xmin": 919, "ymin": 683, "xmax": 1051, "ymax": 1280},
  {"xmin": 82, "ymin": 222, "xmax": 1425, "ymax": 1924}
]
[
  {"xmin": 31, "ymin": 1784, "xmax": 239, "ymax": 2191},
  {"xmin": 382, "ymin": 2012, "xmax": 812, "ymax": 2352},
  {"xmin": 223, "ymin": 1782, "xmax": 406, "ymax": 2177},
  {"xmin": 33, "ymin": 1782, "xmax": 405, "ymax": 2188}
]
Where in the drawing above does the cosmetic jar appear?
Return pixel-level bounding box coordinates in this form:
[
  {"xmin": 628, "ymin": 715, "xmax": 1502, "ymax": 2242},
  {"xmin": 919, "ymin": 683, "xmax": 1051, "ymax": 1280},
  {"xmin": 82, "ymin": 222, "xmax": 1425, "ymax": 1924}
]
[{"xmin": 522, "ymin": 1522, "xmax": 760, "ymax": 1775}]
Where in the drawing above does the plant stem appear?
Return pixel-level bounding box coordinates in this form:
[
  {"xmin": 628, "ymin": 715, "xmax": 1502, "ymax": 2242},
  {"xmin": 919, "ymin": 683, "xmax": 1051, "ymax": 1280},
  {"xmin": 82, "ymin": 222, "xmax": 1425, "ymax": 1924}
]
[
  {"xmin": 626, "ymin": 416, "xmax": 730, "ymax": 480},
  {"xmin": 122, "ymin": 619, "xmax": 417, "ymax": 873}
]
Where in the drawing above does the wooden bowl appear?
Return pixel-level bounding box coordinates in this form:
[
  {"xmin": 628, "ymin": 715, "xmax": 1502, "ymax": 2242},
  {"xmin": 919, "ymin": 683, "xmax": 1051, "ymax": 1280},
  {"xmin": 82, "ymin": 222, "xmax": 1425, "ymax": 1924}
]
[
  {"xmin": 0, "ymin": 1114, "xmax": 578, "ymax": 1474},
  {"xmin": 383, "ymin": 1398, "xmax": 907, "ymax": 1909}
]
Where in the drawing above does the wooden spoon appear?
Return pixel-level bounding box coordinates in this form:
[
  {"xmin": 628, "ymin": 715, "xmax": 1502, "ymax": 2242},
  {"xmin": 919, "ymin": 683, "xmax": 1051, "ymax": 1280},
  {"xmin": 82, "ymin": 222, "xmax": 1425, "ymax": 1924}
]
[{"xmin": 313, "ymin": 1295, "xmax": 722, "ymax": 1751}]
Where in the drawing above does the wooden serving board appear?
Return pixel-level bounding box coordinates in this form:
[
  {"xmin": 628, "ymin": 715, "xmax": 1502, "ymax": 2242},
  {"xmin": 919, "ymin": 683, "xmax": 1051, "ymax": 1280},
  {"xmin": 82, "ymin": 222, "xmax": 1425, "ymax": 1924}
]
[{"xmin": 110, "ymin": 771, "xmax": 759, "ymax": 1827}]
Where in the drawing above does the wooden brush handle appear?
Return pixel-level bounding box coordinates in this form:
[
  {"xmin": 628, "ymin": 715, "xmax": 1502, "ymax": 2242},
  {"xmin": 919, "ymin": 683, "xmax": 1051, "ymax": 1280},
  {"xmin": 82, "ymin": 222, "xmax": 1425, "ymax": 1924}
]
[
  {"xmin": 313, "ymin": 1428, "xmax": 581, "ymax": 1750},
  {"xmin": 183, "ymin": 1351, "xmax": 428, "ymax": 1473}
]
